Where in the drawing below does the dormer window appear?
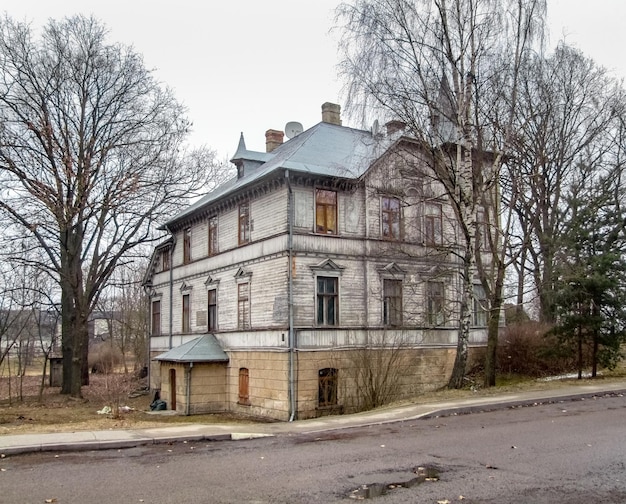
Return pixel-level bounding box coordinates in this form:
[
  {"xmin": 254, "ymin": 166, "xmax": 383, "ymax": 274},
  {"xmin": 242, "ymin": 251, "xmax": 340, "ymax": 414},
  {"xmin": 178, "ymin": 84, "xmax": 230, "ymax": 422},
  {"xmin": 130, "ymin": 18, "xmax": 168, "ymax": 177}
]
[{"xmin": 237, "ymin": 163, "xmax": 244, "ymax": 179}]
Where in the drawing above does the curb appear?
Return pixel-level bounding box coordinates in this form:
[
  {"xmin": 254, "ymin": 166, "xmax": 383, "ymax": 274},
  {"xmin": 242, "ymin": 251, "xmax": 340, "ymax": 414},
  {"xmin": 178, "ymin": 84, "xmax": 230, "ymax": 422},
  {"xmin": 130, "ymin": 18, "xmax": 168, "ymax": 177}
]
[{"xmin": 1, "ymin": 387, "xmax": 625, "ymax": 456}]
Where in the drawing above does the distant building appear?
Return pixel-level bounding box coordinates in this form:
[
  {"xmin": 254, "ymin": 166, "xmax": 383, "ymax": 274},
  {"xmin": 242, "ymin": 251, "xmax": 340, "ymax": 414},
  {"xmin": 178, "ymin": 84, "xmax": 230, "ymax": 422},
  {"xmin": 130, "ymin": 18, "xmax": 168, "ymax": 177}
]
[{"xmin": 144, "ymin": 103, "xmax": 489, "ymax": 420}]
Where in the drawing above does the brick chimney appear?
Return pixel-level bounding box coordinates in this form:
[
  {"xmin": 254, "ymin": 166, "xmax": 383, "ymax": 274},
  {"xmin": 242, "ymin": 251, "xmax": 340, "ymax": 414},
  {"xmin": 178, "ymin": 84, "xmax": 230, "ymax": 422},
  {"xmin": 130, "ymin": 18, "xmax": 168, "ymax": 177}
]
[
  {"xmin": 385, "ymin": 120, "xmax": 406, "ymax": 135},
  {"xmin": 265, "ymin": 129, "xmax": 284, "ymax": 153},
  {"xmin": 321, "ymin": 102, "xmax": 342, "ymax": 125}
]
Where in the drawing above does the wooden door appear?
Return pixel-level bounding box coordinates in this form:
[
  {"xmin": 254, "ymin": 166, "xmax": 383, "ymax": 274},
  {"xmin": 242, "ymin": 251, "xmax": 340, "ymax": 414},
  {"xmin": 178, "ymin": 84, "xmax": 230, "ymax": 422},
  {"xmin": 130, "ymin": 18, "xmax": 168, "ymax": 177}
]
[{"xmin": 169, "ymin": 368, "xmax": 177, "ymax": 410}]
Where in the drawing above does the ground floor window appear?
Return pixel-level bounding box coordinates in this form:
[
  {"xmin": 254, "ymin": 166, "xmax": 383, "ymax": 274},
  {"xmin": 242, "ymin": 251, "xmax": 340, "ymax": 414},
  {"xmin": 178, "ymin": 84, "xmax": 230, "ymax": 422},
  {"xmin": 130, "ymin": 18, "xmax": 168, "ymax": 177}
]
[{"xmin": 318, "ymin": 368, "xmax": 338, "ymax": 407}]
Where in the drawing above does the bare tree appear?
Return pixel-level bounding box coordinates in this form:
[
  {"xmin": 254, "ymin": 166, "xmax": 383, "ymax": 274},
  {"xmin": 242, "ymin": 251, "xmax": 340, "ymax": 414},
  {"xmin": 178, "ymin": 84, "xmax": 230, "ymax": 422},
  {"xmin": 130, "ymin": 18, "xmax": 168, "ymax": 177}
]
[
  {"xmin": 95, "ymin": 258, "xmax": 150, "ymax": 375},
  {"xmin": 0, "ymin": 15, "xmax": 225, "ymax": 397},
  {"xmin": 336, "ymin": 0, "xmax": 546, "ymax": 387},
  {"xmin": 506, "ymin": 44, "xmax": 626, "ymax": 324}
]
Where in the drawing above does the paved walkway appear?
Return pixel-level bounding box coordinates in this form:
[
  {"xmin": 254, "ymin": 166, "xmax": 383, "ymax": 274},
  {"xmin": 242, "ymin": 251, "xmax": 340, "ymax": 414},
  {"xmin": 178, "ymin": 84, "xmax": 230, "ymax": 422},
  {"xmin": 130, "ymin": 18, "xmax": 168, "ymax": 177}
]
[{"xmin": 2, "ymin": 380, "xmax": 625, "ymax": 456}]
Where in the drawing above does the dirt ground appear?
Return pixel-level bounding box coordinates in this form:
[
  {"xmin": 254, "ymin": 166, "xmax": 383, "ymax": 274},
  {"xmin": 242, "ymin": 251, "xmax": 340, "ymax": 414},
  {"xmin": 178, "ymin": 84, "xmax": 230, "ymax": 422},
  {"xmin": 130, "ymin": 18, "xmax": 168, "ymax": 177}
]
[
  {"xmin": 1, "ymin": 366, "xmax": 625, "ymax": 436},
  {"xmin": 0, "ymin": 373, "xmax": 260, "ymax": 435}
]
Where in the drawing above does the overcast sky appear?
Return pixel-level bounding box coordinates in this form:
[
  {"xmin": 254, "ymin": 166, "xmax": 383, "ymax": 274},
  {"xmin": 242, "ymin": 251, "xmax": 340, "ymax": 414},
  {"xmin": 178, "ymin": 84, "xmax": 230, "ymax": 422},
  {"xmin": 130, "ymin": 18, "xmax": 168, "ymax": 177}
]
[{"xmin": 2, "ymin": 1, "xmax": 625, "ymax": 160}]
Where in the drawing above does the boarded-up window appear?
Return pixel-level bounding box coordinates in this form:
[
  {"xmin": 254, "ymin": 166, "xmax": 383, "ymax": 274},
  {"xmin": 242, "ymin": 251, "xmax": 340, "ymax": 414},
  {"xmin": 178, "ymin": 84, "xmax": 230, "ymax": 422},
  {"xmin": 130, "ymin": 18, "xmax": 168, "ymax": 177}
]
[
  {"xmin": 315, "ymin": 189, "xmax": 337, "ymax": 234},
  {"xmin": 208, "ymin": 216, "xmax": 218, "ymax": 256},
  {"xmin": 424, "ymin": 203, "xmax": 442, "ymax": 246},
  {"xmin": 427, "ymin": 281, "xmax": 444, "ymax": 326},
  {"xmin": 208, "ymin": 289, "xmax": 217, "ymax": 332},
  {"xmin": 151, "ymin": 300, "xmax": 161, "ymax": 336},
  {"xmin": 238, "ymin": 367, "xmax": 250, "ymax": 405},
  {"xmin": 238, "ymin": 282, "xmax": 250, "ymax": 329},
  {"xmin": 239, "ymin": 202, "xmax": 250, "ymax": 245},
  {"xmin": 383, "ymin": 279, "xmax": 402, "ymax": 327},
  {"xmin": 318, "ymin": 368, "xmax": 338, "ymax": 407},
  {"xmin": 182, "ymin": 293, "xmax": 190, "ymax": 333},
  {"xmin": 317, "ymin": 276, "xmax": 338, "ymax": 326},
  {"xmin": 382, "ymin": 197, "xmax": 401, "ymax": 240},
  {"xmin": 183, "ymin": 227, "xmax": 191, "ymax": 264}
]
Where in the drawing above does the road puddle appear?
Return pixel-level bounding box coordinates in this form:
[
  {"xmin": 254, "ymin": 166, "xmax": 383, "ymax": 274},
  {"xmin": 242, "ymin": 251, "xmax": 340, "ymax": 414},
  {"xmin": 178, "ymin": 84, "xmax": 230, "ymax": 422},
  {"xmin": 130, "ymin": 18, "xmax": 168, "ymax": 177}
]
[{"xmin": 349, "ymin": 465, "xmax": 440, "ymax": 499}]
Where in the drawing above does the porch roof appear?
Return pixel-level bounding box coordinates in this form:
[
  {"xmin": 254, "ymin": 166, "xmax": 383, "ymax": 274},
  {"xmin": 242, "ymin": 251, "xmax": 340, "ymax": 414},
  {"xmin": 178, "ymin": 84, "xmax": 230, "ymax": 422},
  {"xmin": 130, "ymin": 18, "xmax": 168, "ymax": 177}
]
[{"xmin": 153, "ymin": 334, "xmax": 229, "ymax": 363}]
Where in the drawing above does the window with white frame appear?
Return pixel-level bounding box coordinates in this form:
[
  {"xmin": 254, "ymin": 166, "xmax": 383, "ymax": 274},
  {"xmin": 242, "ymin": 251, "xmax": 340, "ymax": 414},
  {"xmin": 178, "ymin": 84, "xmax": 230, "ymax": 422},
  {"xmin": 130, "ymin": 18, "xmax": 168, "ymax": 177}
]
[
  {"xmin": 383, "ymin": 279, "xmax": 403, "ymax": 327},
  {"xmin": 238, "ymin": 201, "xmax": 250, "ymax": 245},
  {"xmin": 381, "ymin": 196, "xmax": 401, "ymax": 240},
  {"xmin": 238, "ymin": 282, "xmax": 250, "ymax": 329},
  {"xmin": 182, "ymin": 293, "xmax": 190, "ymax": 333},
  {"xmin": 426, "ymin": 281, "xmax": 444, "ymax": 325},
  {"xmin": 315, "ymin": 189, "xmax": 337, "ymax": 234},
  {"xmin": 151, "ymin": 299, "xmax": 161, "ymax": 336},
  {"xmin": 208, "ymin": 288, "xmax": 217, "ymax": 332},
  {"xmin": 473, "ymin": 284, "xmax": 487, "ymax": 326},
  {"xmin": 316, "ymin": 276, "xmax": 338, "ymax": 326},
  {"xmin": 208, "ymin": 215, "xmax": 218, "ymax": 256},
  {"xmin": 424, "ymin": 203, "xmax": 443, "ymax": 246}
]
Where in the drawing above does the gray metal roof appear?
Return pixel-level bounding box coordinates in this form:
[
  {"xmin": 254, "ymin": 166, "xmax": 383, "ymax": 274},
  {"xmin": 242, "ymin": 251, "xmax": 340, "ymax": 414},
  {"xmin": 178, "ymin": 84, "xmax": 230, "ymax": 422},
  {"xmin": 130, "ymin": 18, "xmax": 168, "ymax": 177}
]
[
  {"xmin": 153, "ymin": 334, "xmax": 229, "ymax": 363},
  {"xmin": 165, "ymin": 121, "xmax": 397, "ymax": 227}
]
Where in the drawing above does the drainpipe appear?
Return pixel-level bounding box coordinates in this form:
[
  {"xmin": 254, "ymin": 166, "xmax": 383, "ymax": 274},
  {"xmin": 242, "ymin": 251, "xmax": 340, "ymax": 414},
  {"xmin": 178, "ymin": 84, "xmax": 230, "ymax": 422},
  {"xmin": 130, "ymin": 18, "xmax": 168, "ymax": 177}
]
[
  {"xmin": 185, "ymin": 362, "xmax": 193, "ymax": 416},
  {"xmin": 286, "ymin": 170, "xmax": 296, "ymax": 421},
  {"xmin": 165, "ymin": 225, "xmax": 176, "ymax": 350}
]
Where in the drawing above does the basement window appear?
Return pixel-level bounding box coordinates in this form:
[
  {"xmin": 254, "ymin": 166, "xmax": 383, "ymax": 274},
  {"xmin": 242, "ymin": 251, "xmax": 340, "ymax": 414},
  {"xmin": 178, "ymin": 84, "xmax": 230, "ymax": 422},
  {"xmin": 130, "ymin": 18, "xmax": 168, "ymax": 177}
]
[{"xmin": 318, "ymin": 368, "xmax": 338, "ymax": 407}]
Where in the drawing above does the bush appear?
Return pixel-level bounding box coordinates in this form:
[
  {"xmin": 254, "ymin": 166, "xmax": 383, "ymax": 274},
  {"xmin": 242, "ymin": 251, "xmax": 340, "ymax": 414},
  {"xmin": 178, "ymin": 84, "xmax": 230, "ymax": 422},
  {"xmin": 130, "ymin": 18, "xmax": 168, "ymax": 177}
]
[
  {"xmin": 88, "ymin": 343, "xmax": 124, "ymax": 374},
  {"xmin": 497, "ymin": 322, "xmax": 576, "ymax": 377}
]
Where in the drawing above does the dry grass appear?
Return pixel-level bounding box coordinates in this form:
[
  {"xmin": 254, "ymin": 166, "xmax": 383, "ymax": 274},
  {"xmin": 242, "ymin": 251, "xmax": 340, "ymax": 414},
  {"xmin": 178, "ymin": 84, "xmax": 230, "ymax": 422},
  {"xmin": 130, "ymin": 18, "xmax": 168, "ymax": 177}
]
[
  {"xmin": 0, "ymin": 374, "xmax": 261, "ymax": 436},
  {"xmin": 1, "ymin": 362, "xmax": 625, "ymax": 436}
]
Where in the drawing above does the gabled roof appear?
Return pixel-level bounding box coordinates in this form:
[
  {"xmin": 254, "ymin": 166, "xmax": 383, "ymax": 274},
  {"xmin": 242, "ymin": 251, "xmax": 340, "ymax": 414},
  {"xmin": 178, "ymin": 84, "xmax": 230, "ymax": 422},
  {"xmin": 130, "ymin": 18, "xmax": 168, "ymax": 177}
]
[
  {"xmin": 153, "ymin": 334, "xmax": 229, "ymax": 363},
  {"xmin": 164, "ymin": 121, "xmax": 400, "ymax": 228}
]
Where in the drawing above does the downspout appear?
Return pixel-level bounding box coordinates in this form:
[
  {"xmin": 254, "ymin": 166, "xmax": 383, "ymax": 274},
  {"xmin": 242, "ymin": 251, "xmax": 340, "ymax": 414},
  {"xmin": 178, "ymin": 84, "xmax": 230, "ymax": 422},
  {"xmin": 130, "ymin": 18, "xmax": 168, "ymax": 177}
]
[
  {"xmin": 286, "ymin": 170, "xmax": 296, "ymax": 421},
  {"xmin": 165, "ymin": 225, "xmax": 176, "ymax": 350},
  {"xmin": 185, "ymin": 362, "xmax": 193, "ymax": 416}
]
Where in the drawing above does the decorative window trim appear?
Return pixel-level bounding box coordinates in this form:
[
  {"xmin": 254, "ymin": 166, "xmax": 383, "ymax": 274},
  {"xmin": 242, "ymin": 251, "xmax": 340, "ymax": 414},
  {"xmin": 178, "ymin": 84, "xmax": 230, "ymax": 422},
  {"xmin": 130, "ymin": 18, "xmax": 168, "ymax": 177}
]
[
  {"xmin": 377, "ymin": 262, "xmax": 406, "ymax": 279},
  {"xmin": 204, "ymin": 275, "xmax": 220, "ymax": 287},
  {"xmin": 179, "ymin": 282, "xmax": 192, "ymax": 293},
  {"xmin": 234, "ymin": 267, "xmax": 252, "ymax": 283},
  {"xmin": 309, "ymin": 258, "xmax": 345, "ymax": 277}
]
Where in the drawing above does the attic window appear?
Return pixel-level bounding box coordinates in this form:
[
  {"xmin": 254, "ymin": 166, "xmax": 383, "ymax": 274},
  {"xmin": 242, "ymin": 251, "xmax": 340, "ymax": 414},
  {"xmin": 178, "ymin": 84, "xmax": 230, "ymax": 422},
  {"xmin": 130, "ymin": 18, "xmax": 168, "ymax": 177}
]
[
  {"xmin": 315, "ymin": 189, "xmax": 337, "ymax": 235},
  {"xmin": 237, "ymin": 164, "xmax": 244, "ymax": 179},
  {"xmin": 382, "ymin": 196, "xmax": 401, "ymax": 240}
]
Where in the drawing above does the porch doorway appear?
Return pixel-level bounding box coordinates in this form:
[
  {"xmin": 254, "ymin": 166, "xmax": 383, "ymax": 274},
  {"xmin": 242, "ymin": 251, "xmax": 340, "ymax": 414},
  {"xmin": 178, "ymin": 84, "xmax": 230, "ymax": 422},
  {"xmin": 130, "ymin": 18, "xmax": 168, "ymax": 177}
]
[{"xmin": 169, "ymin": 368, "xmax": 177, "ymax": 410}]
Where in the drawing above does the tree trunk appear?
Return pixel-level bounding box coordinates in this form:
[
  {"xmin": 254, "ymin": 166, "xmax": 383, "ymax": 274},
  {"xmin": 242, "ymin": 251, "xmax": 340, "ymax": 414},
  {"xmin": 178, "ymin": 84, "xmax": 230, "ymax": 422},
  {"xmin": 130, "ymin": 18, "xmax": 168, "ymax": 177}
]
[
  {"xmin": 483, "ymin": 257, "xmax": 506, "ymax": 387},
  {"xmin": 60, "ymin": 228, "xmax": 88, "ymax": 397},
  {"xmin": 448, "ymin": 248, "xmax": 473, "ymax": 389}
]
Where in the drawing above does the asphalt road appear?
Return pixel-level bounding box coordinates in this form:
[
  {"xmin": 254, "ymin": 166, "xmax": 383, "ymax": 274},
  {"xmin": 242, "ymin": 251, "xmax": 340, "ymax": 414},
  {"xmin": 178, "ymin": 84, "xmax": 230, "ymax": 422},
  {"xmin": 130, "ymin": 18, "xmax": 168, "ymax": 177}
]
[{"xmin": 1, "ymin": 393, "xmax": 625, "ymax": 504}]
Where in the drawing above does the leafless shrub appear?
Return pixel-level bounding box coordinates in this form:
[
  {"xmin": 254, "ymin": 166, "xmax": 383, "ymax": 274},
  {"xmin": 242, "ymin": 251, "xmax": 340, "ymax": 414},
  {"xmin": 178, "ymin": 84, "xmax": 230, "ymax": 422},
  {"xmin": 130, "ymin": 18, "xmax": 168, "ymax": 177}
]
[
  {"xmin": 497, "ymin": 322, "xmax": 577, "ymax": 377},
  {"xmin": 338, "ymin": 332, "xmax": 416, "ymax": 412},
  {"xmin": 88, "ymin": 343, "xmax": 124, "ymax": 374}
]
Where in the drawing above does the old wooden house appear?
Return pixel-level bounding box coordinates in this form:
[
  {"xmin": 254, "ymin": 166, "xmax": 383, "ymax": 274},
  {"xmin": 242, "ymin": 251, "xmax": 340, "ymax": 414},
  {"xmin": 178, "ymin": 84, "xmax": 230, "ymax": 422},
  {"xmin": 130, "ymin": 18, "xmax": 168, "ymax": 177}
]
[{"xmin": 144, "ymin": 102, "xmax": 489, "ymax": 420}]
